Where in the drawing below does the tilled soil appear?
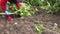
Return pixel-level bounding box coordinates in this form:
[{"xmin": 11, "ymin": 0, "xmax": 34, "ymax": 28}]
[{"xmin": 0, "ymin": 9, "xmax": 60, "ymax": 34}]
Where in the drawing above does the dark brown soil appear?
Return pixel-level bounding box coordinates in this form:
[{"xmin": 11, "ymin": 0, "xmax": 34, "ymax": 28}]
[{"xmin": 0, "ymin": 9, "xmax": 60, "ymax": 34}]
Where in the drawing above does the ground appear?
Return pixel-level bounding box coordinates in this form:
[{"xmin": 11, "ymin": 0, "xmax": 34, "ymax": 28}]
[{"xmin": 0, "ymin": 8, "xmax": 60, "ymax": 34}]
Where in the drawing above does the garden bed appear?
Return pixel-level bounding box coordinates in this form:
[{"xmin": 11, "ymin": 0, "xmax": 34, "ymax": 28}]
[{"xmin": 0, "ymin": 8, "xmax": 60, "ymax": 34}]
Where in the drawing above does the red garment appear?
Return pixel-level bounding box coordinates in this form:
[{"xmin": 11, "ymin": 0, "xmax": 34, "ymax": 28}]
[
  {"xmin": 0, "ymin": 0, "xmax": 20, "ymax": 12},
  {"xmin": 0, "ymin": 0, "xmax": 8, "ymax": 12},
  {"xmin": 0, "ymin": 0, "xmax": 20, "ymax": 21}
]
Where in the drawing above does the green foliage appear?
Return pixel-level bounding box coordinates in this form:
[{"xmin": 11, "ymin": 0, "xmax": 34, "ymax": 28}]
[
  {"xmin": 0, "ymin": 9, "xmax": 2, "ymax": 13},
  {"xmin": 41, "ymin": 0, "xmax": 60, "ymax": 13},
  {"xmin": 34, "ymin": 24, "xmax": 44, "ymax": 34},
  {"xmin": 24, "ymin": 0, "xmax": 48, "ymax": 6},
  {"xmin": 18, "ymin": 3, "xmax": 35, "ymax": 16},
  {"xmin": 24, "ymin": 0, "xmax": 60, "ymax": 13},
  {"xmin": 8, "ymin": 2, "xmax": 35, "ymax": 17}
]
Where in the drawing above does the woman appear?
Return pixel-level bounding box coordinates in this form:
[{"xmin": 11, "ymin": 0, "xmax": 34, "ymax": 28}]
[
  {"xmin": 0, "ymin": 0, "xmax": 13, "ymax": 21},
  {"xmin": 0, "ymin": 0, "xmax": 24, "ymax": 21}
]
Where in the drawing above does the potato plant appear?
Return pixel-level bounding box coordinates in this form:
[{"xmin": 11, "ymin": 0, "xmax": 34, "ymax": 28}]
[
  {"xmin": 24, "ymin": 0, "xmax": 60, "ymax": 13},
  {"xmin": 34, "ymin": 24, "xmax": 45, "ymax": 34},
  {"xmin": 8, "ymin": 2, "xmax": 35, "ymax": 17}
]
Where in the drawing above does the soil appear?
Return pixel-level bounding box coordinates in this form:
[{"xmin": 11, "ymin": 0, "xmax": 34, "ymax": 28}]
[{"xmin": 0, "ymin": 8, "xmax": 60, "ymax": 34}]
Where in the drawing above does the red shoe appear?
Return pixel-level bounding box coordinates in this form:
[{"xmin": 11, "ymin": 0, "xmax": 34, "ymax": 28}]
[{"xmin": 6, "ymin": 15, "xmax": 13, "ymax": 21}]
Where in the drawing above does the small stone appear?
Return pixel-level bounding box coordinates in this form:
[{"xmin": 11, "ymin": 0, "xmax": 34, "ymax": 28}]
[
  {"xmin": 54, "ymin": 23, "xmax": 57, "ymax": 27},
  {"xmin": 14, "ymin": 22, "xmax": 18, "ymax": 25}
]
